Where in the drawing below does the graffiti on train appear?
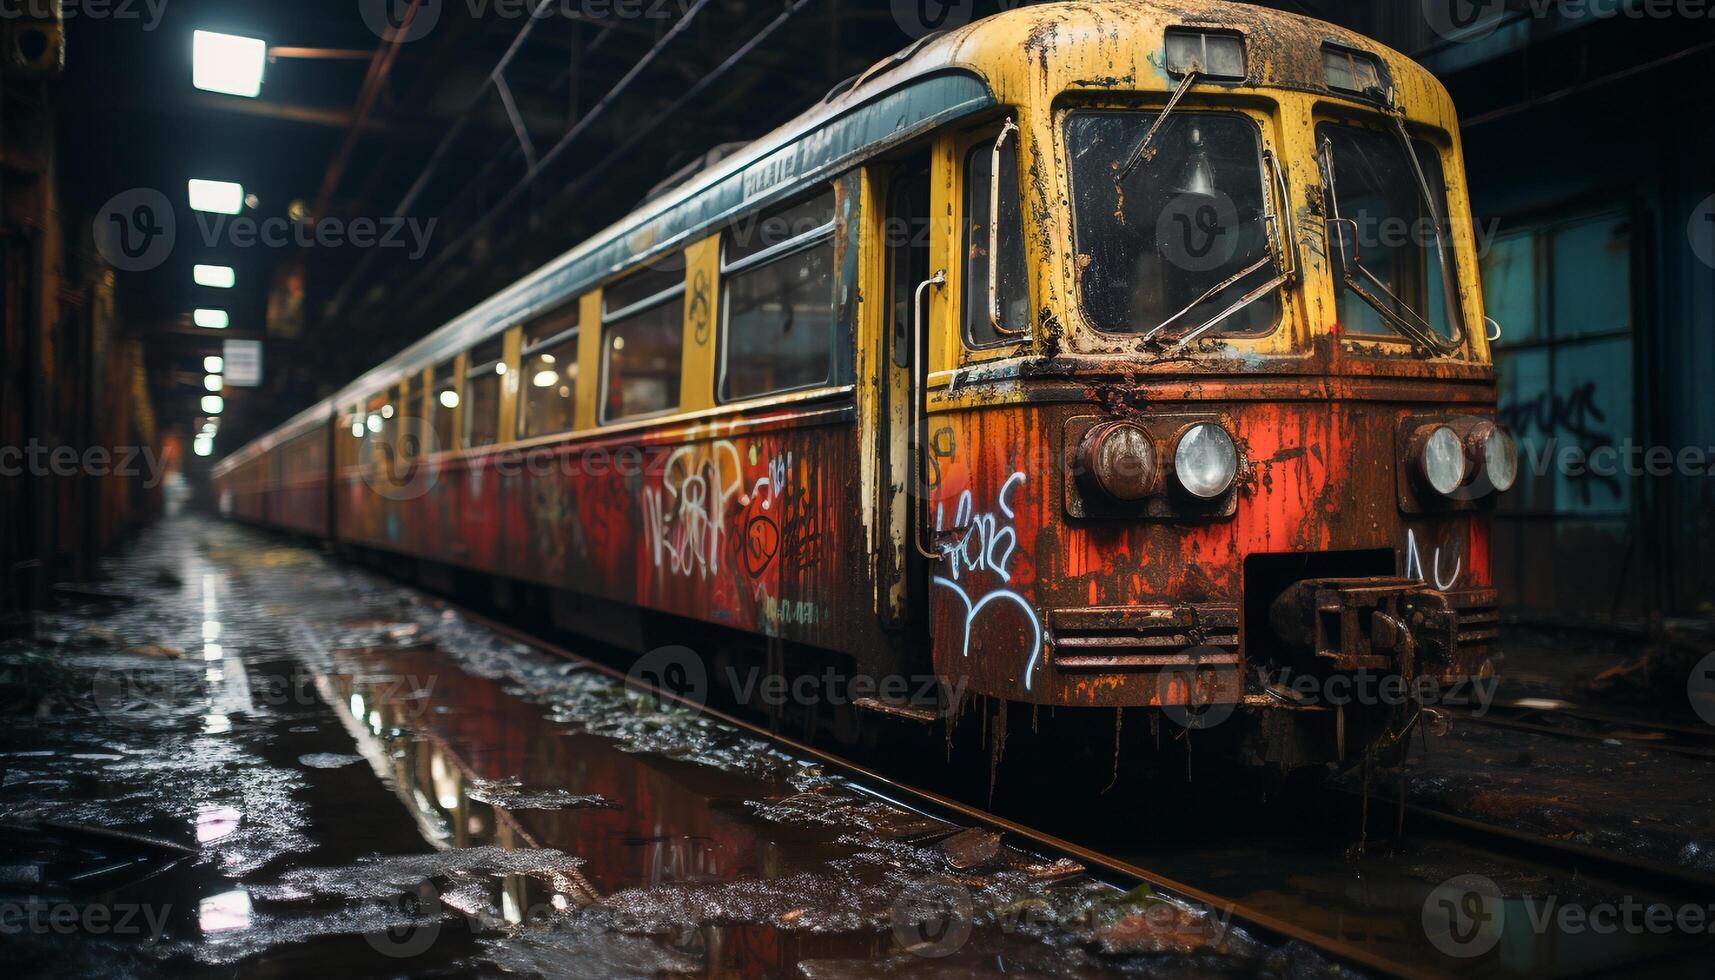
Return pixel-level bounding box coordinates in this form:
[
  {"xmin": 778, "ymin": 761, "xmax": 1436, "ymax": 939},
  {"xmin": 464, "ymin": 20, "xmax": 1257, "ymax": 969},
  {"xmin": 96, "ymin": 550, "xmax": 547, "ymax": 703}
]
[{"xmin": 933, "ymin": 471, "xmax": 1044, "ymax": 690}]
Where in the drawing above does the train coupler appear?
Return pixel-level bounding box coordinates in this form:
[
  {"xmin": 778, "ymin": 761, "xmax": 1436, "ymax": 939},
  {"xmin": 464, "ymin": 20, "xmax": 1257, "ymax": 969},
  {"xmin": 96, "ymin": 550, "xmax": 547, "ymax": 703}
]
[{"xmin": 1267, "ymin": 577, "xmax": 1499, "ymax": 675}]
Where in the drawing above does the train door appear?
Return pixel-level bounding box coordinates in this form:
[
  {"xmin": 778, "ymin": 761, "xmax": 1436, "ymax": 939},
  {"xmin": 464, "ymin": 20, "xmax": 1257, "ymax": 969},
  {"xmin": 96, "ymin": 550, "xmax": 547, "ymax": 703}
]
[{"xmin": 877, "ymin": 154, "xmax": 935, "ymax": 641}]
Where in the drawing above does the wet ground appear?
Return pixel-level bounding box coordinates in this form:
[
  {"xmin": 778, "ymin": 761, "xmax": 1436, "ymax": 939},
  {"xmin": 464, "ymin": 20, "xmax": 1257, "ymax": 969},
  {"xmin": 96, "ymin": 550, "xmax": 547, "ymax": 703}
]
[{"xmin": 0, "ymin": 516, "xmax": 1342, "ymax": 978}]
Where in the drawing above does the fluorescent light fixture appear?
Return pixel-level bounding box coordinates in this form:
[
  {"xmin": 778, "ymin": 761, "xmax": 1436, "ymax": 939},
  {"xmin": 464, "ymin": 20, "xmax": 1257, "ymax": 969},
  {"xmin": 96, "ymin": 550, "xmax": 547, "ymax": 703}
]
[
  {"xmin": 192, "ymin": 31, "xmax": 266, "ymax": 98},
  {"xmin": 188, "ymin": 179, "xmax": 244, "ymax": 215},
  {"xmin": 193, "ymin": 308, "xmax": 229, "ymax": 328},
  {"xmin": 202, "ymin": 394, "xmax": 224, "ymax": 415},
  {"xmin": 204, "ymin": 356, "xmax": 224, "ymax": 373},
  {"xmin": 194, "ymin": 265, "xmax": 235, "ymax": 288},
  {"xmin": 204, "ymin": 374, "xmax": 223, "ymax": 392}
]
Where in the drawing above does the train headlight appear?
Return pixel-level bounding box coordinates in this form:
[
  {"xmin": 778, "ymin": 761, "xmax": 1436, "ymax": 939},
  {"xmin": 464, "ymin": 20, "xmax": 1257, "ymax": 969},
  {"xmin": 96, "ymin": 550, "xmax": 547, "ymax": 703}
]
[
  {"xmin": 1415, "ymin": 424, "xmax": 1466, "ymax": 496},
  {"xmin": 1172, "ymin": 423, "xmax": 1238, "ymax": 499},
  {"xmin": 1080, "ymin": 421, "xmax": 1158, "ymax": 501},
  {"xmin": 1477, "ymin": 423, "xmax": 1518, "ymax": 493}
]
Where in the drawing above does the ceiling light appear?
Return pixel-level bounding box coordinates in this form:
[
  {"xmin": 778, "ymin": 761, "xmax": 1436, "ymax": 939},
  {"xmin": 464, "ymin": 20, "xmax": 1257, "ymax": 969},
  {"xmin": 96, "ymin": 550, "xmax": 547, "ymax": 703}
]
[
  {"xmin": 194, "ymin": 265, "xmax": 235, "ymax": 288},
  {"xmin": 194, "ymin": 437, "xmax": 214, "ymax": 457},
  {"xmin": 202, "ymin": 395, "xmax": 224, "ymax": 415},
  {"xmin": 203, "ymin": 374, "xmax": 223, "ymax": 392},
  {"xmin": 193, "ymin": 308, "xmax": 229, "ymax": 329},
  {"xmin": 188, "ymin": 179, "xmax": 244, "ymax": 215},
  {"xmin": 192, "ymin": 31, "xmax": 266, "ymax": 98},
  {"xmin": 204, "ymin": 356, "xmax": 224, "ymax": 373}
]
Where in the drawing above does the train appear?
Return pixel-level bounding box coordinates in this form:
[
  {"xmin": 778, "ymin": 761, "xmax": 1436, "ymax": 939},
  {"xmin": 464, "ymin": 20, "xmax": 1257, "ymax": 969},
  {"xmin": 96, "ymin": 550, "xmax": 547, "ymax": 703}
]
[{"xmin": 213, "ymin": 0, "xmax": 1512, "ymax": 772}]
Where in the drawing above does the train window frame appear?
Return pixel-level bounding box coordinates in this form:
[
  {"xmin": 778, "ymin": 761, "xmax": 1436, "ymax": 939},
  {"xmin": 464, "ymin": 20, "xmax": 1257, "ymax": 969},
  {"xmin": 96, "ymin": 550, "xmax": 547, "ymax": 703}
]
[
  {"xmin": 427, "ymin": 358, "xmax": 459, "ymax": 455},
  {"xmin": 1059, "ymin": 103, "xmax": 1284, "ymax": 343},
  {"xmin": 1322, "ymin": 43, "xmax": 1389, "ymax": 99},
  {"xmin": 1314, "ymin": 115, "xmax": 1467, "ymax": 351},
  {"xmin": 599, "ymin": 260, "xmax": 685, "ymax": 425},
  {"xmin": 1164, "ymin": 27, "xmax": 1248, "ymax": 82},
  {"xmin": 517, "ymin": 301, "xmax": 582, "ymax": 440},
  {"xmin": 462, "ymin": 336, "xmax": 507, "ymax": 449},
  {"xmin": 956, "ymin": 122, "xmax": 1031, "ymax": 350},
  {"xmin": 715, "ymin": 187, "xmax": 841, "ymax": 403}
]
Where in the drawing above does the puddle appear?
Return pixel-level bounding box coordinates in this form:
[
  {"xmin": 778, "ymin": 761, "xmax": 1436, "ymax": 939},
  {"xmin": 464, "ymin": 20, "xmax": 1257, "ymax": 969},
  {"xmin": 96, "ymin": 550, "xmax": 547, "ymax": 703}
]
[{"xmin": 0, "ymin": 516, "xmax": 1325, "ymax": 977}]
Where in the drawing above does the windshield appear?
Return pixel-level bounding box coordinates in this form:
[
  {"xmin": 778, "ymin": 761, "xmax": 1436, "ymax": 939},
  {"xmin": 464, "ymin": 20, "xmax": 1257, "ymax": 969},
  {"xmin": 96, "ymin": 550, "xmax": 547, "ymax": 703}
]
[
  {"xmin": 1066, "ymin": 110, "xmax": 1278, "ymax": 339},
  {"xmin": 1318, "ymin": 122, "xmax": 1464, "ymax": 346}
]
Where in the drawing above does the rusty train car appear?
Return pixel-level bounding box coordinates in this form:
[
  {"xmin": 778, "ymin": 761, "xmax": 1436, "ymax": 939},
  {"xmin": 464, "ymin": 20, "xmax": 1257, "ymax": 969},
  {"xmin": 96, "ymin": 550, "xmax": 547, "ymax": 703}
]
[{"xmin": 213, "ymin": 1, "xmax": 1515, "ymax": 769}]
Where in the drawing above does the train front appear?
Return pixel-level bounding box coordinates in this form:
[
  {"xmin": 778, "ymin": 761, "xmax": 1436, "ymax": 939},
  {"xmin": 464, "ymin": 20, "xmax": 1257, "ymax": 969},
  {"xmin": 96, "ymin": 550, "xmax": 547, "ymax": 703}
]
[{"xmin": 930, "ymin": 4, "xmax": 1513, "ymax": 768}]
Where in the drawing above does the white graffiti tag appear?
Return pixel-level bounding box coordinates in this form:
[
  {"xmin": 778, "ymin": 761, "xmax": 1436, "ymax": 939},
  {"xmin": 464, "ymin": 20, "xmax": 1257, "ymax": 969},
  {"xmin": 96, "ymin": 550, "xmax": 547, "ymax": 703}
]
[
  {"xmin": 1406, "ymin": 528, "xmax": 1462, "ymax": 591},
  {"xmin": 932, "ymin": 472, "xmax": 1044, "ymax": 690},
  {"xmin": 643, "ymin": 441, "xmax": 743, "ymax": 579}
]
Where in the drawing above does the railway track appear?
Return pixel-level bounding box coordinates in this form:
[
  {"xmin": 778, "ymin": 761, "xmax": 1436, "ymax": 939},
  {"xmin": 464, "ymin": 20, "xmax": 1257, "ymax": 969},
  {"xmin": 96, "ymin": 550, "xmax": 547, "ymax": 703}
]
[
  {"xmin": 1443, "ymin": 698, "xmax": 1715, "ymax": 761},
  {"xmin": 426, "ymin": 605, "xmax": 1715, "ymax": 978},
  {"xmin": 449, "ymin": 605, "xmax": 1438, "ymax": 978}
]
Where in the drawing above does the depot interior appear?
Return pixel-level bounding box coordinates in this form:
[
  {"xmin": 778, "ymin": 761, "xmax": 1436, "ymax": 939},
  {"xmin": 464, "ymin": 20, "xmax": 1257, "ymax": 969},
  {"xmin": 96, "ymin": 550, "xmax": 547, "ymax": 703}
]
[{"xmin": 4, "ymin": 4, "xmax": 1714, "ymax": 660}]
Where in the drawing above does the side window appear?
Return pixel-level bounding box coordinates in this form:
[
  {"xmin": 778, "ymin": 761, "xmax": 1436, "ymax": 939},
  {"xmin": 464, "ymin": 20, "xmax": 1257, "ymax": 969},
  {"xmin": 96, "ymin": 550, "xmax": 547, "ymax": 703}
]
[
  {"xmin": 962, "ymin": 128, "xmax": 1029, "ymax": 346},
  {"xmin": 463, "ymin": 337, "xmax": 505, "ymax": 449},
  {"xmin": 519, "ymin": 302, "xmax": 580, "ymax": 439},
  {"xmin": 720, "ymin": 190, "xmax": 839, "ymax": 400},
  {"xmin": 387, "ymin": 382, "xmax": 411, "ymax": 460},
  {"xmin": 429, "ymin": 359, "xmax": 458, "ymax": 453},
  {"xmin": 601, "ymin": 263, "xmax": 683, "ymax": 422},
  {"xmin": 344, "ymin": 403, "xmax": 363, "ymax": 465}
]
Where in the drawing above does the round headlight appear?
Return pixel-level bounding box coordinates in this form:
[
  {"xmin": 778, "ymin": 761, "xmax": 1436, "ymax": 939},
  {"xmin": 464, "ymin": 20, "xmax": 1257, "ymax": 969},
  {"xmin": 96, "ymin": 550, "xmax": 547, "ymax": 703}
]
[
  {"xmin": 1173, "ymin": 423, "xmax": 1238, "ymax": 499},
  {"xmin": 1482, "ymin": 424, "xmax": 1518, "ymax": 493},
  {"xmin": 1417, "ymin": 425, "xmax": 1466, "ymax": 496},
  {"xmin": 1081, "ymin": 422, "xmax": 1158, "ymax": 501}
]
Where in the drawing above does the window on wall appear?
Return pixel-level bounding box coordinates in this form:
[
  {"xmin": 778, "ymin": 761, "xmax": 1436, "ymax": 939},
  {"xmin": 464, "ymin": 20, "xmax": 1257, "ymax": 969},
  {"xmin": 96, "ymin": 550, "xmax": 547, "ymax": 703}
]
[
  {"xmin": 962, "ymin": 131, "xmax": 1029, "ymax": 346},
  {"xmin": 429, "ymin": 359, "xmax": 457, "ymax": 453},
  {"xmin": 720, "ymin": 189, "xmax": 838, "ymax": 401},
  {"xmin": 601, "ymin": 264, "xmax": 683, "ymax": 422},
  {"xmin": 1486, "ymin": 212, "xmax": 1634, "ymax": 517},
  {"xmin": 463, "ymin": 336, "xmax": 506, "ymax": 449},
  {"xmin": 519, "ymin": 303, "xmax": 581, "ymax": 439},
  {"xmin": 1483, "ymin": 209, "xmax": 1637, "ymax": 613}
]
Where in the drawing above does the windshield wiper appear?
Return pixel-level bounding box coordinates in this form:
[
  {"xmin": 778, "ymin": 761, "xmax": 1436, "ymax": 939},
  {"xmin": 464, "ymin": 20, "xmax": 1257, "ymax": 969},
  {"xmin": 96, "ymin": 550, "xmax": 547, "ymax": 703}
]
[
  {"xmin": 1117, "ymin": 70, "xmax": 1199, "ymax": 181},
  {"xmin": 1391, "ymin": 114, "xmax": 1465, "ymax": 346},
  {"xmin": 1318, "ymin": 134, "xmax": 1459, "ymax": 353},
  {"xmin": 1146, "ymin": 150, "xmax": 1296, "ymax": 348}
]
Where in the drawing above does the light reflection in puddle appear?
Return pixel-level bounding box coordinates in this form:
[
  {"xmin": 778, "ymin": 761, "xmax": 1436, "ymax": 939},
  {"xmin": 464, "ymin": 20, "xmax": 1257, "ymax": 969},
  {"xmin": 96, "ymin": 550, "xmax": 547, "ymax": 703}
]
[
  {"xmin": 203, "ymin": 714, "xmax": 232, "ymax": 735},
  {"xmin": 198, "ymin": 889, "xmax": 252, "ymax": 933},
  {"xmin": 203, "ymin": 643, "xmax": 223, "ymax": 661},
  {"xmin": 203, "ymin": 621, "xmax": 222, "ymax": 641},
  {"xmin": 197, "ymin": 804, "xmax": 243, "ymax": 843}
]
